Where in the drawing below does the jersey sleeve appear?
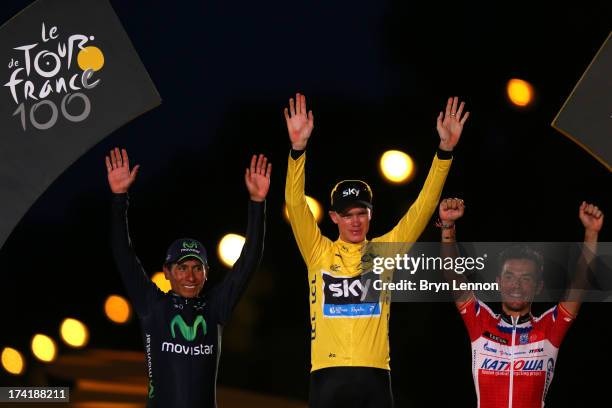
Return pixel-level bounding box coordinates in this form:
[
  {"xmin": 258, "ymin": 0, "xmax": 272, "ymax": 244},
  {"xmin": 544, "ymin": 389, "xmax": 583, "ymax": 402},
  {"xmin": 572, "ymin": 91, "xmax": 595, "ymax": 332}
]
[
  {"xmin": 372, "ymin": 152, "xmax": 452, "ymax": 243},
  {"xmin": 458, "ymin": 295, "xmax": 485, "ymax": 342},
  {"xmin": 538, "ymin": 303, "xmax": 576, "ymax": 347},
  {"xmin": 209, "ymin": 200, "xmax": 266, "ymax": 325},
  {"xmin": 110, "ymin": 193, "xmax": 160, "ymax": 318},
  {"xmin": 285, "ymin": 151, "xmax": 332, "ymax": 268}
]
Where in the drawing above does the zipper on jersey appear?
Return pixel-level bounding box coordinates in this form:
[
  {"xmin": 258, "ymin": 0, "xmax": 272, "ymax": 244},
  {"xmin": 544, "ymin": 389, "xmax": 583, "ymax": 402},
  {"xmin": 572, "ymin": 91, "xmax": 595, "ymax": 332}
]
[{"xmin": 508, "ymin": 316, "xmax": 517, "ymax": 408}]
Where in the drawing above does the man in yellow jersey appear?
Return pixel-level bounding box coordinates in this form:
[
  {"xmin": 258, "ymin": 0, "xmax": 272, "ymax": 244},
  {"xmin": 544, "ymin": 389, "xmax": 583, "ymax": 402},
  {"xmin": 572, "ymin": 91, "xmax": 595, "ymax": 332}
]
[{"xmin": 284, "ymin": 93, "xmax": 470, "ymax": 407}]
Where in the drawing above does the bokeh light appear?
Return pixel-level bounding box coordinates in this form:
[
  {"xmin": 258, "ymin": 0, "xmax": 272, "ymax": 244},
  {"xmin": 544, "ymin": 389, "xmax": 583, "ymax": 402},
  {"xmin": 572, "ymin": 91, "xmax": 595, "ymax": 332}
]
[
  {"xmin": 284, "ymin": 195, "xmax": 323, "ymax": 223},
  {"xmin": 1, "ymin": 347, "xmax": 24, "ymax": 375},
  {"xmin": 104, "ymin": 295, "xmax": 132, "ymax": 324},
  {"xmin": 218, "ymin": 233, "xmax": 246, "ymax": 267},
  {"xmin": 380, "ymin": 150, "xmax": 414, "ymax": 183},
  {"xmin": 60, "ymin": 318, "xmax": 89, "ymax": 348},
  {"xmin": 507, "ymin": 78, "xmax": 534, "ymax": 107},
  {"xmin": 152, "ymin": 272, "xmax": 172, "ymax": 293},
  {"xmin": 31, "ymin": 334, "xmax": 57, "ymax": 363}
]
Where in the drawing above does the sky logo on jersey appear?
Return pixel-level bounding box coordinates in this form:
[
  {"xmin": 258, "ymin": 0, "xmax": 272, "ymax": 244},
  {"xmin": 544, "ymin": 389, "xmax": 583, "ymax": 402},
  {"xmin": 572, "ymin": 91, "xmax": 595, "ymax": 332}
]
[
  {"xmin": 322, "ymin": 271, "xmax": 381, "ymax": 317},
  {"xmin": 480, "ymin": 358, "xmax": 544, "ymax": 371},
  {"xmin": 170, "ymin": 314, "xmax": 207, "ymax": 341}
]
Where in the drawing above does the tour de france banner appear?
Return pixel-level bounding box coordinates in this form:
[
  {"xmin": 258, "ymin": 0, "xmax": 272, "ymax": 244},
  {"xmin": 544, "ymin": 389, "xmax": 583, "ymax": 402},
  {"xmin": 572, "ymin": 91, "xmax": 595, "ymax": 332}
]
[
  {"xmin": 328, "ymin": 242, "xmax": 612, "ymax": 309},
  {"xmin": 0, "ymin": 0, "xmax": 161, "ymax": 249},
  {"xmin": 552, "ymin": 32, "xmax": 612, "ymax": 171}
]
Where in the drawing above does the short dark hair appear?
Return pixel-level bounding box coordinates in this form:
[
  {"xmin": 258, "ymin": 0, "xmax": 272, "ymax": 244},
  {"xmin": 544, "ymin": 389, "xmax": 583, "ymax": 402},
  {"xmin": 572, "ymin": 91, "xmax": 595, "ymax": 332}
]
[{"xmin": 498, "ymin": 245, "xmax": 544, "ymax": 280}]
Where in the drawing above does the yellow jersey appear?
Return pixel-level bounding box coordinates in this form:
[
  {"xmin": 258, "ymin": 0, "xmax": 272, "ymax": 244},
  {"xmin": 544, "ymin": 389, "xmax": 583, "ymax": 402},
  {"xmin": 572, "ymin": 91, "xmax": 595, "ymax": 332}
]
[{"xmin": 285, "ymin": 151, "xmax": 452, "ymax": 372}]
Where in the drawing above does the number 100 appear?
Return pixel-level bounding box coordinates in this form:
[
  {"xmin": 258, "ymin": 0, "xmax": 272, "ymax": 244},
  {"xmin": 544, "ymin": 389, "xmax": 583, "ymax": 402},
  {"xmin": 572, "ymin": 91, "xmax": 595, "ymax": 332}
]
[{"xmin": 13, "ymin": 92, "xmax": 91, "ymax": 131}]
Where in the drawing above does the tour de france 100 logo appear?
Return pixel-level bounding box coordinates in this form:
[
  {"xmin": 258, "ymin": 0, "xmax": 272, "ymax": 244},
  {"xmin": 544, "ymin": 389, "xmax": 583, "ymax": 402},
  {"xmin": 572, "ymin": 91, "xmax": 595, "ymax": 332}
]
[{"xmin": 4, "ymin": 22, "xmax": 105, "ymax": 131}]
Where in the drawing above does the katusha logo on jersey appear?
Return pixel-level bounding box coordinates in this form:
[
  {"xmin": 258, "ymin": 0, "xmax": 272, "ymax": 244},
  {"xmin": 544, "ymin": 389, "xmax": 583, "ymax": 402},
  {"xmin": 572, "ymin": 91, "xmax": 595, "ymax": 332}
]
[
  {"xmin": 480, "ymin": 358, "xmax": 545, "ymax": 372},
  {"xmin": 4, "ymin": 22, "xmax": 104, "ymax": 131}
]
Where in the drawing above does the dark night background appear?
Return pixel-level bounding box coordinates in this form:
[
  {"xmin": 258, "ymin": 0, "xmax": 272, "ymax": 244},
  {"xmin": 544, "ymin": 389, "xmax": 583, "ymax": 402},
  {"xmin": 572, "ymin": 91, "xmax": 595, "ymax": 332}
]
[{"xmin": 1, "ymin": 0, "xmax": 610, "ymax": 406}]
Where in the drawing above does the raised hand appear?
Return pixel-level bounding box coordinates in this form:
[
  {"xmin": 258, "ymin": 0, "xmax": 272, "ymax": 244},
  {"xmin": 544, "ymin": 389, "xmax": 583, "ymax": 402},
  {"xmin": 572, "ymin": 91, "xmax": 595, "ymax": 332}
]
[
  {"xmin": 284, "ymin": 92, "xmax": 314, "ymax": 150},
  {"xmin": 439, "ymin": 198, "xmax": 465, "ymax": 223},
  {"xmin": 105, "ymin": 147, "xmax": 139, "ymax": 194},
  {"xmin": 437, "ymin": 97, "xmax": 469, "ymax": 151},
  {"xmin": 245, "ymin": 154, "xmax": 272, "ymax": 202},
  {"xmin": 579, "ymin": 201, "xmax": 604, "ymax": 234}
]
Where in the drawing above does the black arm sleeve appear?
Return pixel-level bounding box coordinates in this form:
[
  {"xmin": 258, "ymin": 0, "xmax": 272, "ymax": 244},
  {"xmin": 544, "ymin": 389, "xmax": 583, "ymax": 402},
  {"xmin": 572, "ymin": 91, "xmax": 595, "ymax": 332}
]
[
  {"xmin": 110, "ymin": 193, "xmax": 158, "ymax": 318},
  {"xmin": 210, "ymin": 199, "xmax": 266, "ymax": 324},
  {"xmin": 436, "ymin": 148, "xmax": 453, "ymax": 160}
]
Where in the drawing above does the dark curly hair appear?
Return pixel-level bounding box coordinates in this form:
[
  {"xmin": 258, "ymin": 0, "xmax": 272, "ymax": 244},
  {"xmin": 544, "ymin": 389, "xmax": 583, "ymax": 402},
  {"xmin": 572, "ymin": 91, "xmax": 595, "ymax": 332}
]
[{"xmin": 498, "ymin": 245, "xmax": 544, "ymax": 280}]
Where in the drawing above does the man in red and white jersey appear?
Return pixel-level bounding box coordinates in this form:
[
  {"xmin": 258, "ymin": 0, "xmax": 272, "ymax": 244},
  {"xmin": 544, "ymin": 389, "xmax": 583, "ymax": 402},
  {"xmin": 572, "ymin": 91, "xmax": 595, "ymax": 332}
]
[{"xmin": 438, "ymin": 199, "xmax": 603, "ymax": 408}]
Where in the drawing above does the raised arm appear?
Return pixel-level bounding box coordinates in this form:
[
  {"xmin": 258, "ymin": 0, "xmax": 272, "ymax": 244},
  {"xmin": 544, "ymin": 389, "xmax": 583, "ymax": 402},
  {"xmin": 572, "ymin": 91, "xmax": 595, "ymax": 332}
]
[
  {"xmin": 284, "ymin": 93, "xmax": 331, "ymax": 267},
  {"xmin": 437, "ymin": 96, "xmax": 469, "ymax": 152},
  {"xmin": 560, "ymin": 202, "xmax": 604, "ymax": 317},
  {"xmin": 212, "ymin": 154, "xmax": 270, "ymax": 324},
  {"xmin": 284, "ymin": 92, "xmax": 314, "ymax": 151},
  {"xmin": 106, "ymin": 147, "xmax": 156, "ymax": 317},
  {"xmin": 374, "ymin": 97, "xmax": 469, "ymax": 243},
  {"xmin": 438, "ymin": 198, "xmax": 474, "ymax": 307}
]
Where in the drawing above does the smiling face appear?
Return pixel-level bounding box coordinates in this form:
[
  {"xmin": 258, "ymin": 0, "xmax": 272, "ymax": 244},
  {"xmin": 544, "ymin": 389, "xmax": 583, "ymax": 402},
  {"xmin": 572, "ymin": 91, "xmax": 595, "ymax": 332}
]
[
  {"xmin": 164, "ymin": 259, "xmax": 206, "ymax": 298},
  {"xmin": 497, "ymin": 258, "xmax": 543, "ymax": 317},
  {"xmin": 329, "ymin": 206, "xmax": 371, "ymax": 244}
]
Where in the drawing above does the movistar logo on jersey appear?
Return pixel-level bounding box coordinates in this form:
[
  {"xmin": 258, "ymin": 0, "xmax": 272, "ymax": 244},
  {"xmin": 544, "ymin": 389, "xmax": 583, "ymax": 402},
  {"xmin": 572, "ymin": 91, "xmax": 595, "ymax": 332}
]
[
  {"xmin": 162, "ymin": 314, "xmax": 213, "ymax": 357},
  {"xmin": 161, "ymin": 342, "xmax": 214, "ymax": 356},
  {"xmin": 145, "ymin": 334, "xmax": 154, "ymax": 398},
  {"xmin": 181, "ymin": 241, "xmax": 201, "ymax": 254},
  {"xmin": 480, "ymin": 358, "xmax": 544, "ymax": 372},
  {"xmin": 148, "ymin": 380, "xmax": 154, "ymax": 399},
  {"xmin": 170, "ymin": 314, "xmax": 207, "ymax": 341},
  {"xmin": 183, "ymin": 241, "xmax": 198, "ymax": 249},
  {"xmin": 322, "ymin": 272, "xmax": 381, "ymax": 317}
]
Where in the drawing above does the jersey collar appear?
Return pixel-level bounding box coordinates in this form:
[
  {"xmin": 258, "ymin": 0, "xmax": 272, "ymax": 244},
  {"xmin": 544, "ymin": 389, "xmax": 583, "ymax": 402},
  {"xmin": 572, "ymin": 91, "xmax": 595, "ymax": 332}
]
[
  {"xmin": 500, "ymin": 310, "xmax": 532, "ymax": 325},
  {"xmin": 169, "ymin": 291, "xmax": 206, "ymax": 306}
]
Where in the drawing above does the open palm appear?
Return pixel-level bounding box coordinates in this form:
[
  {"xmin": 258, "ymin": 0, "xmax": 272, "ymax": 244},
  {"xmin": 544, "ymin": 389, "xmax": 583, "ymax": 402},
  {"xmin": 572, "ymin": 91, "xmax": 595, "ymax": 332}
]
[
  {"xmin": 284, "ymin": 93, "xmax": 314, "ymax": 150},
  {"xmin": 245, "ymin": 154, "xmax": 272, "ymax": 202},
  {"xmin": 105, "ymin": 148, "xmax": 139, "ymax": 194},
  {"xmin": 437, "ymin": 97, "xmax": 469, "ymax": 151}
]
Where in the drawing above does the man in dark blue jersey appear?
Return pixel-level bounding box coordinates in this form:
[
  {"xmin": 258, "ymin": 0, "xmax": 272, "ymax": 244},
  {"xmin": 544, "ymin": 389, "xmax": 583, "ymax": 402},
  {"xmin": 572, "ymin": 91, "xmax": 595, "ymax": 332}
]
[{"xmin": 106, "ymin": 147, "xmax": 270, "ymax": 407}]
